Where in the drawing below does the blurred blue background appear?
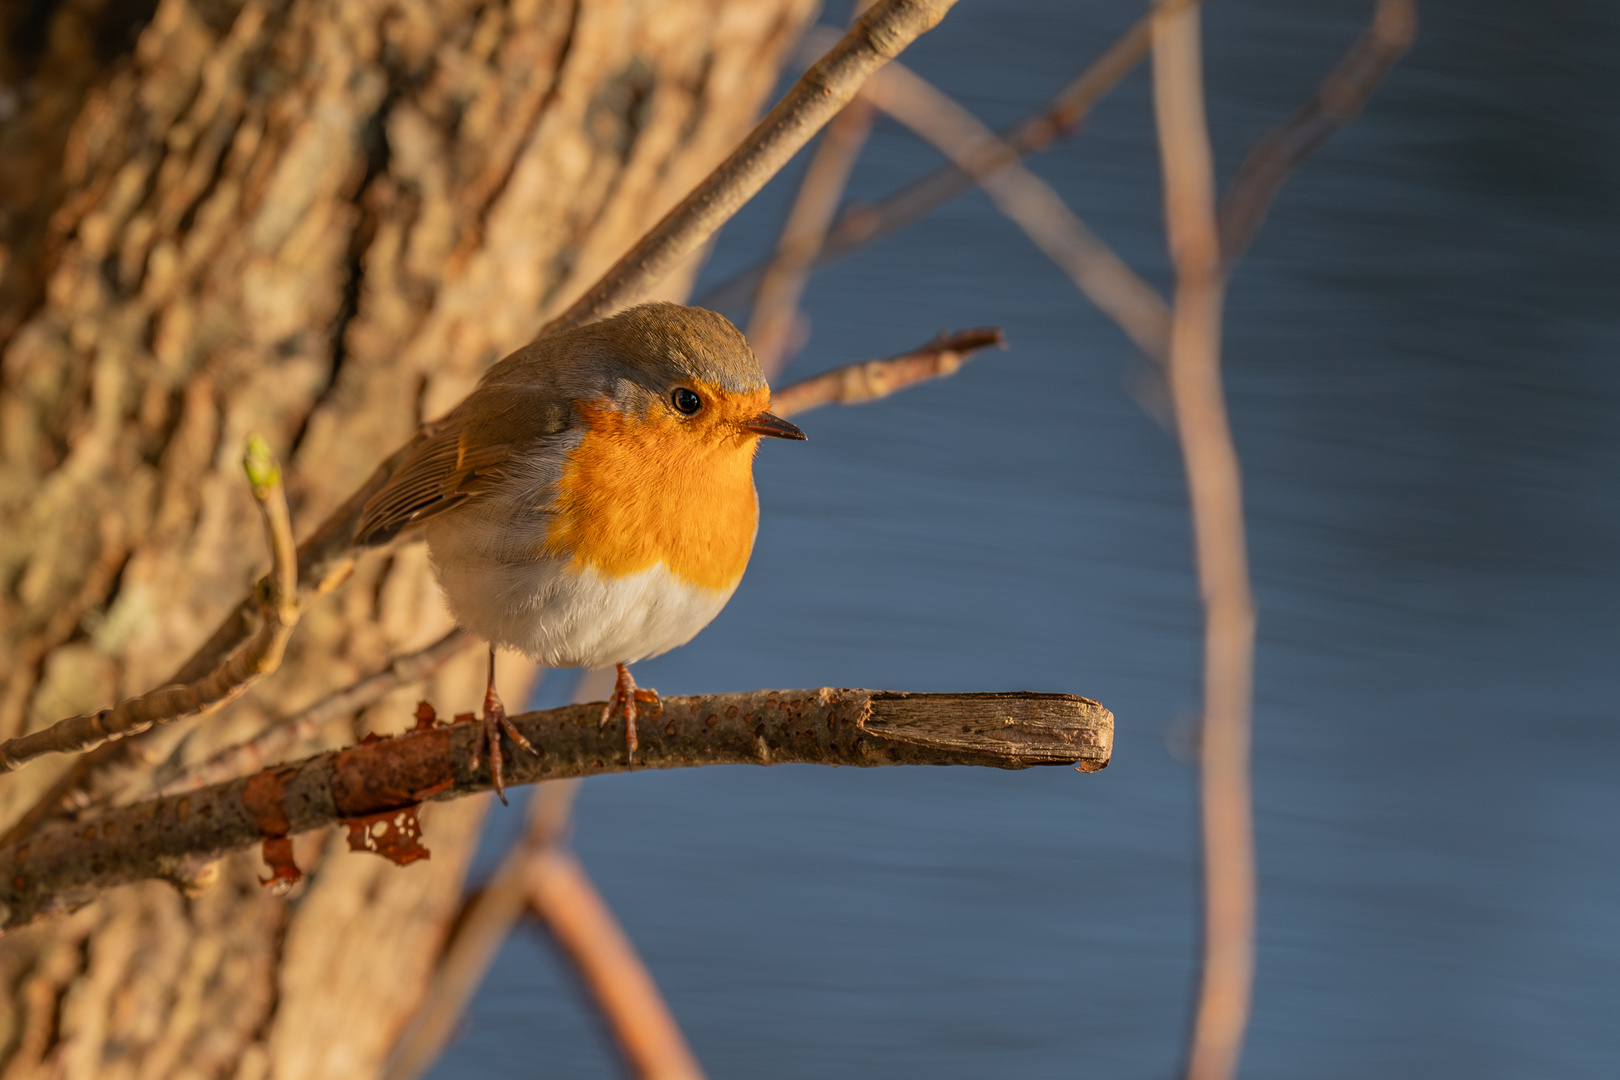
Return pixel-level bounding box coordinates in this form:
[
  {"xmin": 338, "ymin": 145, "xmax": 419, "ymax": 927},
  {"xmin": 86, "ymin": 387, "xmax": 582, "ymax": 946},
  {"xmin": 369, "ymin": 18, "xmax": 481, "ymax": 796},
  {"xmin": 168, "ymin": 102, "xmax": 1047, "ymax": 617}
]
[{"xmin": 431, "ymin": 0, "xmax": 1620, "ymax": 1076}]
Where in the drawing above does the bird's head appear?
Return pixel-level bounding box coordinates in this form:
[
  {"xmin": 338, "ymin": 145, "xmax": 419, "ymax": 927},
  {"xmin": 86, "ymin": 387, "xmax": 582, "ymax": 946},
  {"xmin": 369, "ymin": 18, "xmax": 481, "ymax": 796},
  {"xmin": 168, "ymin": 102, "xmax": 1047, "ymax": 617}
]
[{"xmin": 581, "ymin": 302, "xmax": 807, "ymax": 449}]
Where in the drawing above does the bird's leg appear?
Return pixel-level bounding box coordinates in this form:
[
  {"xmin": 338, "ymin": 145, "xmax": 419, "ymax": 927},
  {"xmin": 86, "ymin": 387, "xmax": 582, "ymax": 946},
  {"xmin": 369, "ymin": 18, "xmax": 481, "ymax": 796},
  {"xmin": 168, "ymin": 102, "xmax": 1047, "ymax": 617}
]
[
  {"xmin": 600, "ymin": 662, "xmax": 660, "ymax": 764},
  {"xmin": 469, "ymin": 644, "xmax": 536, "ymax": 804}
]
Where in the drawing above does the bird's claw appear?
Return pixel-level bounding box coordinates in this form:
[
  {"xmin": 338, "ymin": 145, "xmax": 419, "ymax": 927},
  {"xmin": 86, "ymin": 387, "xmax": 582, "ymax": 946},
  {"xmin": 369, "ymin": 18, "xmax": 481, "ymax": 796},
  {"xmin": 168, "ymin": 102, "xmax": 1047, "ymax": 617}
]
[
  {"xmin": 600, "ymin": 663, "xmax": 659, "ymax": 764},
  {"xmin": 469, "ymin": 684, "xmax": 536, "ymax": 805}
]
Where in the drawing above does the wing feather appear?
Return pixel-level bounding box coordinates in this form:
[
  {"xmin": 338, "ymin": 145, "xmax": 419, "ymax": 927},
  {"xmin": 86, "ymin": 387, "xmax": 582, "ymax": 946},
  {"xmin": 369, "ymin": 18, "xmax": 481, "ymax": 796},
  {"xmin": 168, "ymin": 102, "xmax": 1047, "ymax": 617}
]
[{"xmin": 355, "ymin": 427, "xmax": 514, "ymax": 547}]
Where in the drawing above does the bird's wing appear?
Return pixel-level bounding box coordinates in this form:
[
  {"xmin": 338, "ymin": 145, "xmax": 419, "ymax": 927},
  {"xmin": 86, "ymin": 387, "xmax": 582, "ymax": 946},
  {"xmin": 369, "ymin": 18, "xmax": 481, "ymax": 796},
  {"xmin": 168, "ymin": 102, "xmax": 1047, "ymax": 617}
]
[{"xmin": 354, "ymin": 424, "xmax": 517, "ymax": 547}]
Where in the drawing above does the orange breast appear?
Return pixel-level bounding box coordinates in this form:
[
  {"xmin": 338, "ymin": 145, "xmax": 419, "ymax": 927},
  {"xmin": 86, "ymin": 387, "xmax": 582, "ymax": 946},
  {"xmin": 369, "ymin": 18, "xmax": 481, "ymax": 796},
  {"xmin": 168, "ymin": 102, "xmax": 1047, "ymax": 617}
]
[{"xmin": 541, "ymin": 389, "xmax": 770, "ymax": 592}]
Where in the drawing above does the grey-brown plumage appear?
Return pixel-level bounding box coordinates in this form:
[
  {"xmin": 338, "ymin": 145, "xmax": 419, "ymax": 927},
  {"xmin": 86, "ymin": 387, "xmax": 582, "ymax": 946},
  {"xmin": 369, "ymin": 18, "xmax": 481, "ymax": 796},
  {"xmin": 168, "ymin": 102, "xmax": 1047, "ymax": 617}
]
[{"xmin": 355, "ymin": 301, "xmax": 769, "ymax": 547}]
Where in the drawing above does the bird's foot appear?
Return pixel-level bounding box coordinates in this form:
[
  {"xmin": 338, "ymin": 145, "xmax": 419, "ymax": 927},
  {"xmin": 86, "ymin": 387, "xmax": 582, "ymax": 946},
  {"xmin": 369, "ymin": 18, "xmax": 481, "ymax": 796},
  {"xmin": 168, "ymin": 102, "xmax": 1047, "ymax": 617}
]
[
  {"xmin": 600, "ymin": 662, "xmax": 660, "ymax": 764},
  {"xmin": 469, "ymin": 680, "xmax": 535, "ymax": 805}
]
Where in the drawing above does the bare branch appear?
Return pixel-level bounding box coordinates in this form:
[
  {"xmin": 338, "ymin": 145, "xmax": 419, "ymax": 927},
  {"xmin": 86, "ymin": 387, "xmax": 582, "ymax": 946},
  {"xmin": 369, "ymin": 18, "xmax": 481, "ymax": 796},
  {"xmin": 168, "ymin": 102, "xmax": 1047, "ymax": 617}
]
[
  {"xmin": 770, "ymin": 328, "xmax": 1004, "ymax": 417},
  {"xmin": 156, "ymin": 628, "xmax": 477, "ymax": 797},
  {"xmin": 1218, "ymin": 0, "xmax": 1417, "ymax": 263},
  {"xmin": 0, "ymin": 438, "xmax": 301, "ymax": 773},
  {"xmin": 528, "ymin": 849, "xmax": 707, "ymax": 1080},
  {"xmin": 539, "ymin": 0, "xmax": 961, "ymax": 337},
  {"xmin": 747, "ymin": 98, "xmax": 878, "ymax": 378},
  {"xmin": 0, "ymin": 689, "xmax": 1112, "ymax": 928},
  {"xmin": 699, "ymin": 15, "xmax": 1153, "ymax": 315},
  {"xmin": 1150, "ymin": 5, "xmax": 1256, "ymax": 1080},
  {"xmin": 859, "ymin": 59, "xmax": 1172, "ymax": 366}
]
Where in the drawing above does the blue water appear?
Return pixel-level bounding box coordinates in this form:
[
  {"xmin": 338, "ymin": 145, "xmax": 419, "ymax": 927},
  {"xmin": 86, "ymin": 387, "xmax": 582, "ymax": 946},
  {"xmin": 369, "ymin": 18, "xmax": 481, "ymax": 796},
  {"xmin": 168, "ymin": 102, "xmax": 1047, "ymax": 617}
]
[{"xmin": 430, "ymin": 1, "xmax": 1620, "ymax": 1076}]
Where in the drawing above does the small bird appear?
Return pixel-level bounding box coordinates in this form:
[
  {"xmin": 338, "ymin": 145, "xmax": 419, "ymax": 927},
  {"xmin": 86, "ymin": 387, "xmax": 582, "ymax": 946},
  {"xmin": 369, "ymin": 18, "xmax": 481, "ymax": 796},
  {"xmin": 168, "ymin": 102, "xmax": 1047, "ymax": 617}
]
[{"xmin": 355, "ymin": 302, "xmax": 806, "ymax": 799}]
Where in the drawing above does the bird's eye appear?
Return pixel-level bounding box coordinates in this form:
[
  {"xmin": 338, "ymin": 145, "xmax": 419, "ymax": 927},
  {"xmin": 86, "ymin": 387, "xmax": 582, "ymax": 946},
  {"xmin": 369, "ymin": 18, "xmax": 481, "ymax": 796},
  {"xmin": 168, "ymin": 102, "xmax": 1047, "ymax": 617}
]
[{"xmin": 671, "ymin": 388, "xmax": 703, "ymax": 415}]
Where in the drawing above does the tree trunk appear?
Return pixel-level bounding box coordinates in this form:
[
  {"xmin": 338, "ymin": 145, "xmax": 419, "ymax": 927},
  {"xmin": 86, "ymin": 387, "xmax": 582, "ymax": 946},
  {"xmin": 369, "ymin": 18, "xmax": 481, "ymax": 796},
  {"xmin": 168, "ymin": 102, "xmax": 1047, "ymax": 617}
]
[{"xmin": 0, "ymin": 0, "xmax": 815, "ymax": 1073}]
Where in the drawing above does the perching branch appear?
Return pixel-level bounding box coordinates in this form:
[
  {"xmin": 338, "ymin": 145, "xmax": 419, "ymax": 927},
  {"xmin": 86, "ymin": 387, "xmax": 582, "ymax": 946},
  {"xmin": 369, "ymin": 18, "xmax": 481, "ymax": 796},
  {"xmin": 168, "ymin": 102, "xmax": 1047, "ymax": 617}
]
[
  {"xmin": 538, "ymin": 0, "xmax": 960, "ymax": 337},
  {"xmin": 770, "ymin": 328, "xmax": 1004, "ymax": 416},
  {"xmin": 1151, "ymin": 5, "xmax": 1256, "ymax": 1080},
  {"xmin": 700, "ymin": 15, "xmax": 1153, "ymax": 315},
  {"xmin": 0, "ymin": 438, "xmax": 300, "ymax": 773},
  {"xmin": 858, "ymin": 59, "xmax": 1172, "ymax": 367},
  {"xmin": 0, "ymin": 689, "xmax": 1112, "ymax": 928},
  {"xmin": 1218, "ymin": 0, "xmax": 1417, "ymax": 263}
]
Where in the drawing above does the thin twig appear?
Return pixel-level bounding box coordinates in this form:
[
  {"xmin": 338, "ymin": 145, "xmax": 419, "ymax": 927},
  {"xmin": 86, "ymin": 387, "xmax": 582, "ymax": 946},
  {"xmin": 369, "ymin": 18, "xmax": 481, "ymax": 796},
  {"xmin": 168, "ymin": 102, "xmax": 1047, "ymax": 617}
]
[
  {"xmin": 699, "ymin": 14, "xmax": 1153, "ymax": 315},
  {"xmin": 770, "ymin": 328, "xmax": 1004, "ymax": 416},
  {"xmin": 1218, "ymin": 0, "xmax": 1417, "ymax": 263},
  {"xmin": 0, "ymin": 438, "xmax": 301, "ymax": 773},
  {"xmin": 858, "ymin": 59, "xmax": 1172, "ymax": 366},
  {"xmin": 539, "ymin": 0, "xmax": 960, "ymax": 336},
  {"xmin": 0, "ymin": 688, "xmax": 1113, "ymax": 928},
  {"xmin": 747, "ymin": 98, "xmax": 878, "ymax": 378},
  {"xmin": 155, "ymin": 628, "xmax": 477, "ymax": 797},
  {"xmin": 746, "ymin": 2, "xmax": 883, "ymax": 378},
  {"xmin": 528, "ymin": 849, "xmax": 706, "ymax": 1080},
  {"xmin": 1151, "ymin": 5, "xmax": 1256, "ymax": 1080}
]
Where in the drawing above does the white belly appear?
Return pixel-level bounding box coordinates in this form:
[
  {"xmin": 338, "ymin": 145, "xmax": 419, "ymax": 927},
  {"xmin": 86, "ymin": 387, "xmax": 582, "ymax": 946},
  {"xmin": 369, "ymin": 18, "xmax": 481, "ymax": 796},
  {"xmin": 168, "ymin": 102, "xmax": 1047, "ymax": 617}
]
[{"xmin": 425, "ymin": 519, "xmax": 735, "ymax": 669}]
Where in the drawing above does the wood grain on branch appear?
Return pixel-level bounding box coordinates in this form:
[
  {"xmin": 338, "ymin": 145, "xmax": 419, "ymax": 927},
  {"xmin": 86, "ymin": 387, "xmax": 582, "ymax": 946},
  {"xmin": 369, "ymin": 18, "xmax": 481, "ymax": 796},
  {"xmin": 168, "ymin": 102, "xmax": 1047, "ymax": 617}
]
[
  {"xmin": 0, "ymin": 689, "xmax": 1111, "ymax": 929},
  {"xmin": 0, "ymin": 438, "xmax": 300, "ymax": 772},
  {"xmin": 701, "ymin": 15, "xmax": 1153, "ymax": 315},
  {"xmin": 539, "ymin": 0, "xmax": 961, "ymax": 337}
]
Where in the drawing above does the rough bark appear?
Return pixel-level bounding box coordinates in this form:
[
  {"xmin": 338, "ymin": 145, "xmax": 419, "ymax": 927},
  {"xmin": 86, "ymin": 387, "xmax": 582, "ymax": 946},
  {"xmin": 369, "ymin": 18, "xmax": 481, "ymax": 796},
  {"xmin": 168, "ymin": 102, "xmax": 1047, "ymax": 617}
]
[
  {"xmin": 0, "ymin": 0, "xmax": 815, "ymax": 1074},
  {"xmin": 0, "ymin": 689, "xmax": 1114, "ymax": 929}
]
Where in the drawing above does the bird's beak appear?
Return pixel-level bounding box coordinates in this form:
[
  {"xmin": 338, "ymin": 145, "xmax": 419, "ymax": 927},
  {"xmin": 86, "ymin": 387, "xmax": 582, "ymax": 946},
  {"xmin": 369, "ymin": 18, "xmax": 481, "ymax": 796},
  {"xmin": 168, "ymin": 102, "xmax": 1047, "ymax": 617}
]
[{"xmin": 741, "ymin": 410, "xmax": 807, "ymax": 440}]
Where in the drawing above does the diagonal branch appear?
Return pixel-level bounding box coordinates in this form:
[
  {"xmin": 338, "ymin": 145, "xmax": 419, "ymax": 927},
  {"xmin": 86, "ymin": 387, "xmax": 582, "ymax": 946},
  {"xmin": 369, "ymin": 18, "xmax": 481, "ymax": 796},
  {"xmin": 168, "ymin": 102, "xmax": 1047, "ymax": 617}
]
[
  {"xmin": 1218, "ymin": 0, "xmax": 1417, "ymax": 264},
  {"xmin": 527, "ymin": 848, "xmax": 707, "ymax": 1080},
  {"xmin": 0, "ymin": 688, "xmax": 1112, "ymax": 929},
  {"xmin": 539, "ymin": 0, "xmax": 961, "ymax": 337},
  {"xmin": 857, "ymin": 59, "xmax": 1172, "ymax": 366},
  {"xmin": 747, "ymin": 96, "xmax": 878, "ymax": 378},
  {"xmin": 0, "ymin": 438, "xmax": 300, "ymax": 773},
  {"xmin": 699, "ymin": 14, "xmax": 1153, "ymax": 315},
  {"xmin": 155, "ymin": 628, "xmax": 477, "ymax": 797}
]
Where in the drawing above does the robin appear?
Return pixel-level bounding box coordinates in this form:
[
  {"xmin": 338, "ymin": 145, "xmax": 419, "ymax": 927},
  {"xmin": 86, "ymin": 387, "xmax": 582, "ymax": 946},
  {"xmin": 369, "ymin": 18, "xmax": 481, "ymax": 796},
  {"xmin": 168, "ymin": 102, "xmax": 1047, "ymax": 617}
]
[{"xmin": 355, "ymin": 302, "xmax": 806, "ymax": 800}]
